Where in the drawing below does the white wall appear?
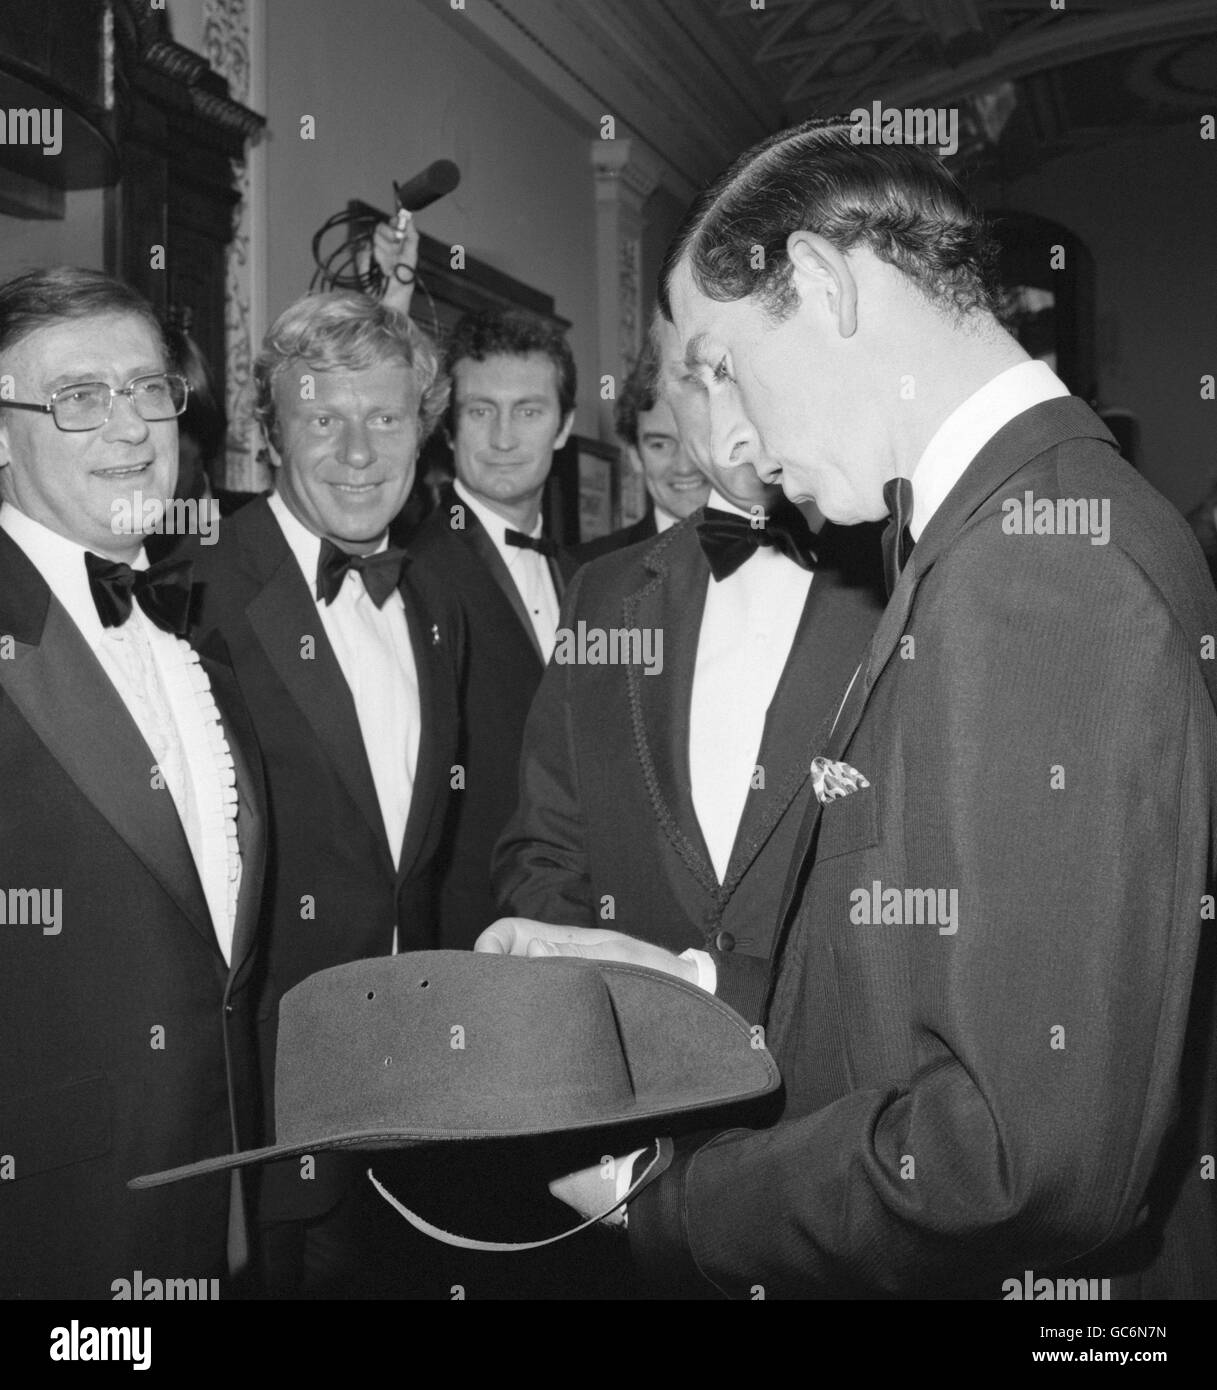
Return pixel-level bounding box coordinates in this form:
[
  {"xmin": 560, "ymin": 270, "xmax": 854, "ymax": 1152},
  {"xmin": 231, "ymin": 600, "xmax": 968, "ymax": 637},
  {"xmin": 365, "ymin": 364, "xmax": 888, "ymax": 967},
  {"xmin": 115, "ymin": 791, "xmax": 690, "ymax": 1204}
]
[
  {"xmin": 262, "ymin": 0, "xmax": 602, "ymax": 434},
  {"xmin": 0, "ymin": 189, "xmax": 106, "ymax": 281}
]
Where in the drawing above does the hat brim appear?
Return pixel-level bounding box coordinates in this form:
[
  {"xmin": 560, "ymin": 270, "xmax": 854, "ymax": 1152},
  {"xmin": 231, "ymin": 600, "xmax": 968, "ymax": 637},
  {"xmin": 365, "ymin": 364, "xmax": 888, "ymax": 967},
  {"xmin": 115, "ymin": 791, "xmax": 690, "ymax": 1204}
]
[{"xmin": 130, "ymin": 957, "xmax": 779, "ymax": 1190}]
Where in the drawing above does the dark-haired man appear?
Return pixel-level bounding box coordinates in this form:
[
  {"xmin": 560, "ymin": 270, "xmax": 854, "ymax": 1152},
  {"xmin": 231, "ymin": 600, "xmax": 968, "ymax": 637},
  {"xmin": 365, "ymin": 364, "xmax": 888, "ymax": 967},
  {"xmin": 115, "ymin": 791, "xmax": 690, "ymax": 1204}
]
[
  {"xmin": 494, "ymin": 309, "xmax": 883, "ymax": 974},
  {"xmin": 575, "ymin": 324, "xmax": 709, "ymax": 561},
  {"xmin": 485, "ymin": 120, "xmax": 1217, "ymax": 1300},
  {"xmin": 0, "ymin": 266, "xmax": 266, "ymax": 1298},
  {"xmin": 407, "ymin": 309, "xmax": 579, "ymax": 948}
]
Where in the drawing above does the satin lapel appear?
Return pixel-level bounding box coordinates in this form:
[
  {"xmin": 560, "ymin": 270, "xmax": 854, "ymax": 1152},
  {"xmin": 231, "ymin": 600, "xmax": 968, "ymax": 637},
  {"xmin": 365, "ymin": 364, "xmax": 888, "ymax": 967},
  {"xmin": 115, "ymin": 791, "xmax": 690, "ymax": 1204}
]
[
  {"xmin": 768, "ymin": 396, "xmax": 1118, "ymax": 974},
  {"xmin": 394, "ymin": 570, "xmax": 457, "ymax": 884},
  {"xmin": 204, "ymin": 652, "xmax": 266, "ymax": 986},
  {"xmin": 553, "ymin": 547, "xmax": 580, "ymax": 593},
  {"xmin": 243, "ymin": 546, "xmax": 392, "ymax": 869},
  {"xmin": 0, "ymin": 592, "xmax": 216, "ymax": 952},
  {"xmin": 623, "ymin": 526, "xmax": 718, "ymax": 895},
  {"xmin": 723, "ymin": 565, "xmax": 864, "ymax": 890},
  {"xmin": 462, "ymin": 521, "xmax": 546, "ymax": 665}
]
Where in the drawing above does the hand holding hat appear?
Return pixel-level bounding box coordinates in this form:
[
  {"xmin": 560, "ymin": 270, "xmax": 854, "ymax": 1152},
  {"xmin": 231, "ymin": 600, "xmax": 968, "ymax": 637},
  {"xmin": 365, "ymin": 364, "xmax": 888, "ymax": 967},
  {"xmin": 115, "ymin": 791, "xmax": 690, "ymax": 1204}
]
[
  {"xmin": 129, "ymin": 950, "xmax": 776, "ymax": 1246},
  {"xmin": 477, "ymin": 917, "xmax": 698, "ymax": 983}
]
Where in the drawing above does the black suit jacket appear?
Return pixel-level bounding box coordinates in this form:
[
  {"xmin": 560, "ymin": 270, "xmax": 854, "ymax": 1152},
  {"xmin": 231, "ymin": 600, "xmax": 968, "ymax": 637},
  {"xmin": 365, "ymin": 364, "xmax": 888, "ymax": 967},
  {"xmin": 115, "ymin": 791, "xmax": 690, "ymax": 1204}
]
[
  {"xmin": 186, "ymin": 497, "xmax": 462, "ymax": 1221},
  {"xmin": 573, "ymin": 510, "xmax": 658, "ymax": 564},
  {"xmin": 0, "ymin": 529, "xmax": 266, "ymax": 1300},
  {"xmin": 494, "ymin": 513, "xmax": 886, "ymax": 962},
  {"xmin": 631, "ymin": 398, "xmax": 1217, "ymax": 1299},
  {"xmin": 407, "ymin": 483, "xmax": 579, "ymax": 947}
]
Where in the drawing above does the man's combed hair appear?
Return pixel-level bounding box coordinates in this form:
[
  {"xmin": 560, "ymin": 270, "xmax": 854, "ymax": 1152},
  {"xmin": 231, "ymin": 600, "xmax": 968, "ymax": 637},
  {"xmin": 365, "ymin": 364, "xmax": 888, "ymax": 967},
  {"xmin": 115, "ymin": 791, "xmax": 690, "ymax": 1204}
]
[
  {"xmin": 613, "ymin": 331, "xmax": 662, "ymax": 449},
  {"xmin": 659, "ymin": 117, "xmax": 997, "ymax": 323},
  {"xmin": 443, "ymin": 308, "xmax": 576, "ymax": 421},
  {"xmin": 0, "ymin": 266, "xmax": 166, "ymax": 362},
  {"xmin": 255, "ymin": 291, "xmax": 448, "ymax": 446}
]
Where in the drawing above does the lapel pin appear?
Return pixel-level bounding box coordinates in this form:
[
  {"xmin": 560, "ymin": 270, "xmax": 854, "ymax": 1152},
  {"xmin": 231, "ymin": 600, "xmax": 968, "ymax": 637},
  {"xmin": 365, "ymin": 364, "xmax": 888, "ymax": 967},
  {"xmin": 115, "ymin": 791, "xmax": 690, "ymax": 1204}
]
[{"xmin": 431, "ymin": 624, "xmax": 441, "ymax": 645}]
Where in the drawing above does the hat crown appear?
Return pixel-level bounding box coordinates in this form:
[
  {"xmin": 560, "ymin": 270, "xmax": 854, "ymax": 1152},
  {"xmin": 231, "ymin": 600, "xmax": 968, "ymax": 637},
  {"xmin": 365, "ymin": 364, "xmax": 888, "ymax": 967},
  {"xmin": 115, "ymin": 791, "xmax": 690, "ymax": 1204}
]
[{"xmin": 273, "ymin": 953, "xmax": 636, "ymax": 1142}]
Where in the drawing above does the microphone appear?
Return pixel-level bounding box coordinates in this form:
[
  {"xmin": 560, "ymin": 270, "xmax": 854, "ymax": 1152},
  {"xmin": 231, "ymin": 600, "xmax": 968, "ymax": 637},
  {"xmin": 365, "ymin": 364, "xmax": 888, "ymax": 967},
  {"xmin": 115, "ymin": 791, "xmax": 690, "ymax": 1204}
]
[{"xmin": 393, "ymin": 160, "xmax": 461, "ymax": 213}]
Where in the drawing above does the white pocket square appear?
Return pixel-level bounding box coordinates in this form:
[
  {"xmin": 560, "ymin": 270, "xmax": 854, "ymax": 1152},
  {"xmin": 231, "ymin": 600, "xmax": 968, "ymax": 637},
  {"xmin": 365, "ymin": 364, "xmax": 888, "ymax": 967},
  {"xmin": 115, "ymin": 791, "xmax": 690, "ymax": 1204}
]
[{"xmin": 810, "ymin": 756, "xmax": 870, "ymax": 805}]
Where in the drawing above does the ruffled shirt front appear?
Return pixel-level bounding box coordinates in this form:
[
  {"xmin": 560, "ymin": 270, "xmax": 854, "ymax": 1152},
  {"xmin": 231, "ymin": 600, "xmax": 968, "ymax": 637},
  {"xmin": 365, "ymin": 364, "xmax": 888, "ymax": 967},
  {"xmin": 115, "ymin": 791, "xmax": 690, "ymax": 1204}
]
[{"xmin": 0, "ymin": 503, "xmax": 241, "ymax": 962}]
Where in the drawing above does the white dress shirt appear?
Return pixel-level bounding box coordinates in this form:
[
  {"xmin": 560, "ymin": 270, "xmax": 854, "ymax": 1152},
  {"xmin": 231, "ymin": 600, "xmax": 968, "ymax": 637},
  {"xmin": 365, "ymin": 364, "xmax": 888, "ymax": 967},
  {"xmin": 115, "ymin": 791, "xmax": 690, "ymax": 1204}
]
[
  {"xmin": 452, "ymin": 478, "xmax": 560, "ymax": 660},
  {"xmin": 908, "ymin": 359, "xmax": 1070, "ymax": 540},
  {"xmin": 654, "ymin": 507, "xmax": 679, "ymax": 534},
  {"xmin": 0, "ymin": 503, "xmax": 239, "ymax": 962},
  {"xmin": 619, "ymin": 362, "xmax": 1076, "ymax": 1213},
  {"xmin": 267, "ymin": 493, "xmax": 419, "ymax": 874},
  {"xmin": 688, "ymin": 489, "xmax": 814, "ymax": 884}
]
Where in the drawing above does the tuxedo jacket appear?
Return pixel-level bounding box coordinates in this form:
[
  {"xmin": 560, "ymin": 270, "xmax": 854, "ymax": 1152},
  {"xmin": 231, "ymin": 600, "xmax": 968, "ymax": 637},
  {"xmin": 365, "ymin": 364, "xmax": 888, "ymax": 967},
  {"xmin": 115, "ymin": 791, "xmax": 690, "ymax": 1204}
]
[
  {"xmin": 0, "ymin": 529, "xmax": 267, "ymax": 1300},
  {"xmin": 186, "ymin": 497, "xmax": 462, "ymax": 1221},
  {"xmin": 407, "ymin": 483, "xmax": 579, "ymax": 947},
  {"xmin": 573, "ymin": 509, "xmax": 658, "ymax": 564},
  {"xmin": 495, "ymin": 513, "xmax": 886, "ymax": 955},
  {"xmin": 630, "ymin": 398, "xmax": 1217, "ymax": 1300}
]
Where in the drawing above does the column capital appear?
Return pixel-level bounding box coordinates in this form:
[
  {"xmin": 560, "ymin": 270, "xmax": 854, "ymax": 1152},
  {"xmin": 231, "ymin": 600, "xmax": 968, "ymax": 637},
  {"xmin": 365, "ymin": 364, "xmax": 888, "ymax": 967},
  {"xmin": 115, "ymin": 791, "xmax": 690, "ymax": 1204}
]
[{"xmin": 589, "ymin": 137, "xmax": 662, "ymax": 205}]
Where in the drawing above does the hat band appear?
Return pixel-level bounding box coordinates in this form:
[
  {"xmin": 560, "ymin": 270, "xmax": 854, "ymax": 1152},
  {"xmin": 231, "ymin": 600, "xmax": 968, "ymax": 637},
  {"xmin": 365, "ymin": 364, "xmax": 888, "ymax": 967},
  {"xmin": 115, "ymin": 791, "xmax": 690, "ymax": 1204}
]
[{"xmin": 365, "ymin": 1137, "xmax": 672, "ymax": 1252}]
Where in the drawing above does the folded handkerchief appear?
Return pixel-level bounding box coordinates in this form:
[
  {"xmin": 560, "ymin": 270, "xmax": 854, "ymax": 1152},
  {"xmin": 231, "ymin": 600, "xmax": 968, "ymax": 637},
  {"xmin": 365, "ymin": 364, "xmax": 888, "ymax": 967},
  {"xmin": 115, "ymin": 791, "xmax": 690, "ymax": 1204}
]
[{"xmin": 810, "ymin": 756, "xmax": 870, "ymax": 805}]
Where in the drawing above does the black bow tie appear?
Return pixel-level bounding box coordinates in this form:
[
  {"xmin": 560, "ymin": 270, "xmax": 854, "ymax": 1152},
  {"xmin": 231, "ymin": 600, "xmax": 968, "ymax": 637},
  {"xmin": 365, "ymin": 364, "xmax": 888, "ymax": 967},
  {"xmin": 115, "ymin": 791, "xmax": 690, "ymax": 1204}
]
[
  {"xmin": 881, "ymin": 477, "xmax": 915, "ymax": 597},
  {"xmin": 696, "ymin": 503, "xmax": 817, "ymax": 582},
  {"xmin": 316, "ymin": 538, "xmax": 408, "ymax": 608},
  {"xmin": 504, "ymin": 528, "xmax": 559, "ymax": 560},
  {"xmin": 84, "ymin": 552, "xmax": 195, "ymax": 636}
]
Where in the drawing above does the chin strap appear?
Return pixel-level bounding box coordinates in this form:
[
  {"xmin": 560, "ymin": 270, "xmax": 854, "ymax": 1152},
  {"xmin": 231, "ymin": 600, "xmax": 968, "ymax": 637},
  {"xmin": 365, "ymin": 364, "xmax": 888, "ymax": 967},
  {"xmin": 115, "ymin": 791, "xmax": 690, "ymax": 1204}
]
[{"xmin": 366, "ymin": 1137, "xmax": 673, "ymax": 1252}]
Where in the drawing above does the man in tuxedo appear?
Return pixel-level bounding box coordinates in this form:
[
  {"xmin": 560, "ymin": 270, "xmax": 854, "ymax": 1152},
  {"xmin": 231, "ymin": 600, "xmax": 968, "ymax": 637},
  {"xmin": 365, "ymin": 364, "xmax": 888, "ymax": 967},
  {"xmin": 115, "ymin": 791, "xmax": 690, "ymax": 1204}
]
[
  {"xmin": 483, "ymin": 122, "xmax": 1217, "ymax": 1299},
  {"xmin": 494, "ymin": 311, "xmax": 884, "ymax": 975},
  {"xmin": 186, "ymin": 290, "xmax": 461, "ymax": 1295},
  {"xmin": 0, "ymin": 267, "xmax": 266, "ymax": 1299},
  {"xmin": 574, "ymin": 327, "xmax": 709, "ymax": 562},
  {"xmin": 407, "ymin": 309, "xmax": 579, "ymax": 948}
]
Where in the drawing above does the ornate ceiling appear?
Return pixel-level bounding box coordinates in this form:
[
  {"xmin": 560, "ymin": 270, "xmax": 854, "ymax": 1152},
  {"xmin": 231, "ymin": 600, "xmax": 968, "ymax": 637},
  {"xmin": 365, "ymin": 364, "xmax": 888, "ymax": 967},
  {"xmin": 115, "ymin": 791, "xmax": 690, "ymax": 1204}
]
[{"xmin": 424, "ymin": 0, "xmax": 1217, "ymax": 192}]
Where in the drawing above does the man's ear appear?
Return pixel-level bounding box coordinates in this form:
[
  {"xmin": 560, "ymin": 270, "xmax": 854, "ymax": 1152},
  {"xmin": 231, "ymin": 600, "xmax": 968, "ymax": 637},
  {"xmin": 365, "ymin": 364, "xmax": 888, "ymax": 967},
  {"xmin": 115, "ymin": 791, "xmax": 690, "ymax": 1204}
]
[
  {"xmin": 554, "ymin": 409, "xmax": 575, "ymax": 450},
  {"xmin": 786, "ymin": 231, "xmax": 858, "ymax": 338},
  {"xmin": 626, "ymin": 444, "xmax": 644, "ymax": 475},
  {"xmin": 259, "ymin": 420, "xmax": 282, "ymax": 470}
]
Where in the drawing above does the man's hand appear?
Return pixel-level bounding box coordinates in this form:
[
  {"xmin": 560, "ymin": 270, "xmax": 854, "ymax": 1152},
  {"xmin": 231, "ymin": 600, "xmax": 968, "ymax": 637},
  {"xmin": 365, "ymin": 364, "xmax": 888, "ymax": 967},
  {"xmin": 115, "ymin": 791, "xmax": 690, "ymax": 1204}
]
[
  {"xmin": 367, "ymin": 212, "xmax": 420, "ymax": 316},
  {"xmin": 475, "ymin": 917, "xmax": 697, "ymax": 982}
]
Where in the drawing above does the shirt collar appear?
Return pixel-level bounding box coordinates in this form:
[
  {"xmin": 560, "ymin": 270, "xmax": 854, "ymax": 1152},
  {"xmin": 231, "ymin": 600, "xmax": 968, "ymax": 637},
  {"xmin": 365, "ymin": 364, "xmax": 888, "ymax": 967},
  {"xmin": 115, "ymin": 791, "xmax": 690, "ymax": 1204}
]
[
  {"xmin": 0, "ymin": 501, "xmax": 148, "ymax": 645},
  {"xmin": 654, "ymin": 507, "xmax": 679, "ymax": 534},
  {"xmin": 453, "ymin": 477, "xmax": 543, "ymax": 564},
  {"xmin": 704, "ymin": 487, "xmax": 759, "ymax": 522},
  {"xmin": 268, "ymin": 490, "xmax": 389, "ymax": 597},
  {"xmin": 907, "ymin": 359, "xmax": 1070, "ymax": 541}
]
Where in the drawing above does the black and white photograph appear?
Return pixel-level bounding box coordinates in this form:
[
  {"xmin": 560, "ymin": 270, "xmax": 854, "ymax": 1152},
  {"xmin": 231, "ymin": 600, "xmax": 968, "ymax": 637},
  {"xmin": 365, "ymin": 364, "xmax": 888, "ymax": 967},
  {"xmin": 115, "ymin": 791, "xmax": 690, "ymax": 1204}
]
[{"xmin": 0, "ymin": 0, "xmax": 1215, "ymax": 1360}]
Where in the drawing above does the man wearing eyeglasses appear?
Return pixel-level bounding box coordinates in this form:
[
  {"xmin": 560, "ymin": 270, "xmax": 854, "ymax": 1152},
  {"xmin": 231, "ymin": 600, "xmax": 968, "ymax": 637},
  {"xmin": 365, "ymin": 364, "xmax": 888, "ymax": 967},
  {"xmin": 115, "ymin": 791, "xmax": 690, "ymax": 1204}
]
[{"xmin": 0, "ymin": 266, "xmax": 268, "ymax": 1299}]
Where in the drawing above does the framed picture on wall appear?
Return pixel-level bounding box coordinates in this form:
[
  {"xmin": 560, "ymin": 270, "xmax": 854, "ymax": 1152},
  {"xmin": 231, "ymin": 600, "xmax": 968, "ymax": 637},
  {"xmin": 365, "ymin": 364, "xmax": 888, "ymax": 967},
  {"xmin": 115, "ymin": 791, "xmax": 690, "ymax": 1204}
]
[
  {"xmin": 576, "ymin": 439, "xmax": 618, "ymax": 541},
  {"xmin": 618, "ymin": 466, "xmax": 647, "ymax": 528},
  {"xmin": 547, "ymin": 435, "xmax": 621, "ymax": 545}
]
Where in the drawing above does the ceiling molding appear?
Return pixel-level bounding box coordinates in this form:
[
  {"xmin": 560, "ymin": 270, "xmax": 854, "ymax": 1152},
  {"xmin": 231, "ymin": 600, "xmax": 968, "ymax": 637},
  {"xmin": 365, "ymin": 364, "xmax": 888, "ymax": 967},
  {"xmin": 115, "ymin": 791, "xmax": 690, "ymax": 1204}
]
[
  {"xmin": 421, "ymin": 0, "xmax": 780, "ymax": 198},
  {"xmin": 873, "ymin": 0, "xmax": 1217, "ymax": 107}
]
